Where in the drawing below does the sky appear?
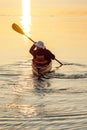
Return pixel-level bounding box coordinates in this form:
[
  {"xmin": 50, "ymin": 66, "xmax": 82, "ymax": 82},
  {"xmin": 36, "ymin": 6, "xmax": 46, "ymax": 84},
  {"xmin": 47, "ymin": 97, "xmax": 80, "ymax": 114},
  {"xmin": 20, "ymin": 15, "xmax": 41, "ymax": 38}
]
[
  {"xmin": 0, "ymin": 1, "xmax": 21, "ymax": 9},
  {"xmin": 0, "ymin": 0, "xmax": 87, "ymax": 10},
  {"xmin": 31, "ymin": 0, "xmax": 87, "ymax": 10}
]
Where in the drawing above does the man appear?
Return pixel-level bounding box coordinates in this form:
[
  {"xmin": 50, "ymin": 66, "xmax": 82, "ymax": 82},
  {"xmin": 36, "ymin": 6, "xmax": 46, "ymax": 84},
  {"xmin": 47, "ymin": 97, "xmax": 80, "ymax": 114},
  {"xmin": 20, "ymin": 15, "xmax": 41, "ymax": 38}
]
[{"xmin": 29, "ymin": 41, "xmax": 55, "ymax": 66}]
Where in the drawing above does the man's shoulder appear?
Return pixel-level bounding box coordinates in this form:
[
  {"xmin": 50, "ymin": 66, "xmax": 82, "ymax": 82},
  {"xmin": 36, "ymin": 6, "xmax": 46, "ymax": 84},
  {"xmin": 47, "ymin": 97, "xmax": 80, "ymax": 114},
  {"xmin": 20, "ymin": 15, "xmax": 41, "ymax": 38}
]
[{"xmin": 45, "ymin": 49, "xmax": 51, "ymax": 53}]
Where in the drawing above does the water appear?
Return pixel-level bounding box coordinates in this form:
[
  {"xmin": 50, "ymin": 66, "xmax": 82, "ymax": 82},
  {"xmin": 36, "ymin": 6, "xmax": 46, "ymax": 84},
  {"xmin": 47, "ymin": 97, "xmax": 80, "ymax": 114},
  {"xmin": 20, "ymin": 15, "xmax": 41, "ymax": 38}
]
[
  {"xmin": 0, "ymin": 7, "xmax": 87, "ymax": 130},
  {"xmin": 0, "ymin": 59, "xmax": 87, "ymax": 129}
]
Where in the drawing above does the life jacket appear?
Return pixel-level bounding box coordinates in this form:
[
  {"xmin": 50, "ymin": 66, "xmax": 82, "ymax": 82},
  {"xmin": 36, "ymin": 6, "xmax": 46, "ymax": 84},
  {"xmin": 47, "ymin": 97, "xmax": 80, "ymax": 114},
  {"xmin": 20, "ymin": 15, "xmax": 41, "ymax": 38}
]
[{"xmin": 33, "ymin": 55, "xmax": 49, "ymax": 65}]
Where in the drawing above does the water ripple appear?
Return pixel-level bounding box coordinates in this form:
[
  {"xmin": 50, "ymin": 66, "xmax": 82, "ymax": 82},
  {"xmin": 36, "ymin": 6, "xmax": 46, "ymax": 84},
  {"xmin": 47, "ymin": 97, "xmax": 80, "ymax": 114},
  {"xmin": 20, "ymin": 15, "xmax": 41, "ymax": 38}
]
[{"xmin": 0, "ymin": 60, "xmax": 87, "ymax": 129}]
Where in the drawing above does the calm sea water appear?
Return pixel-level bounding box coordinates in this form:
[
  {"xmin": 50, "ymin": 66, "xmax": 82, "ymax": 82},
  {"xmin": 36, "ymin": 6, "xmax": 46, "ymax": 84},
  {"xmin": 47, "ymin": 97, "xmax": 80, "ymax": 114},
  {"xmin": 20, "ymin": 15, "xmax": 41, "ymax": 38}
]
[{"xmin": 0, "ymin": 12, "xmax": 87, "ymax": 129}]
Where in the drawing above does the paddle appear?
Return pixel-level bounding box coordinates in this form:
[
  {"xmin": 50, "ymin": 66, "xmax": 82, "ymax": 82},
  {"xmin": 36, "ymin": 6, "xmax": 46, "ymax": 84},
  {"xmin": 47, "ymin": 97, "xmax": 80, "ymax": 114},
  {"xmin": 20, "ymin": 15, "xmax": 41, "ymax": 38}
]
[
  {"xmin": 55, "ymin": 58, "xmax": 63, "ymax": 67},
  {"xmin": 12, "ymin": 23, "xmax": 63, "ymax": 66},
  {"xmin": 12, "ymin": 23, "xmax": 35, "ymax": 43}
]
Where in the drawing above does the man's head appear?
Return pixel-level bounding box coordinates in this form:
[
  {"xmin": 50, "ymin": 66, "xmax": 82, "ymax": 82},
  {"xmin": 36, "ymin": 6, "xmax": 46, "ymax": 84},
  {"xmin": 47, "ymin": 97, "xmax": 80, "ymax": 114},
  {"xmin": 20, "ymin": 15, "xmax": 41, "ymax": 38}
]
[{"xmin": 35, "ymin": 41, "xmax": 46, "ymax": 49}]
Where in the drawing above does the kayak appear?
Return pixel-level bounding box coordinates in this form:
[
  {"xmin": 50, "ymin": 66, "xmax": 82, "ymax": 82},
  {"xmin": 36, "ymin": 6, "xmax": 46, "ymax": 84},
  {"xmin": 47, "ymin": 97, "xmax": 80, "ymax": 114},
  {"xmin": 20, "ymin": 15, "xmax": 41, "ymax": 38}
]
[
  {"xmin": 32, "ymin": 61, "xmax": 52, "ymax": 76},
  {"xmin": 32, "ymin": 62, "xmax": 52, "ymax": 76}
]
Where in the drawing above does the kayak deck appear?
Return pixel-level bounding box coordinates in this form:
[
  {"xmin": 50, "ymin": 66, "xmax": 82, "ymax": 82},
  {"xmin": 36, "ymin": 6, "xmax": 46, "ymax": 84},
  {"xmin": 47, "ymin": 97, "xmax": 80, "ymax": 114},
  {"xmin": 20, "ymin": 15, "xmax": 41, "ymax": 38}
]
[{"xmin": 32, "ymin": 62, "xmax": 52, "ymax": 76}]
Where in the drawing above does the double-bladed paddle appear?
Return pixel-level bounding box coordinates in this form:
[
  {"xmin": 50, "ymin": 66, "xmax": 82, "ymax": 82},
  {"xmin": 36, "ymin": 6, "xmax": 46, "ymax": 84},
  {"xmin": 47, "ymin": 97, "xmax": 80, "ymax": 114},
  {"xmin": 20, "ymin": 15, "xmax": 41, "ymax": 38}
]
[{"xmin": 12, "ymin": 23, "xmax": 63, "ymax": 66}]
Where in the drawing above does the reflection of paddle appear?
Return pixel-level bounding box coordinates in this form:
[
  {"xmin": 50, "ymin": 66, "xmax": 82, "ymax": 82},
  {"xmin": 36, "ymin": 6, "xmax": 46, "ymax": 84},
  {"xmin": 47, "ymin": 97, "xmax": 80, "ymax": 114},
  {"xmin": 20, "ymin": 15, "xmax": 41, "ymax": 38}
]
[{"xmin": 12, "ymin": 23, "xmax": 63, "ymax": 66}]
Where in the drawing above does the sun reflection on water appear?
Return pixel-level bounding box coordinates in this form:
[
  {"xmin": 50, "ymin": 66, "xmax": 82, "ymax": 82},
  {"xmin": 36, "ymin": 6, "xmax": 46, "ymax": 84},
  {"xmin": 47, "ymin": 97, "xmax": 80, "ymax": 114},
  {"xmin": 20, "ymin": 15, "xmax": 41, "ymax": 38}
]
[{"xmin": 22, "ymin": 0, "xmax": 31, "ymax": 35}]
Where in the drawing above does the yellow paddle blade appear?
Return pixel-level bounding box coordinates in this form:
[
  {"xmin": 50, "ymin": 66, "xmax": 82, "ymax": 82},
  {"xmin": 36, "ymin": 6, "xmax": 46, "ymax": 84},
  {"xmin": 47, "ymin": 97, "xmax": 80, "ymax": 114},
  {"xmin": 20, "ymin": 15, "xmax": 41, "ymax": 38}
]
[{"xmin": 12, "ymin": 23, "xmax": 25, "ymax": 35}]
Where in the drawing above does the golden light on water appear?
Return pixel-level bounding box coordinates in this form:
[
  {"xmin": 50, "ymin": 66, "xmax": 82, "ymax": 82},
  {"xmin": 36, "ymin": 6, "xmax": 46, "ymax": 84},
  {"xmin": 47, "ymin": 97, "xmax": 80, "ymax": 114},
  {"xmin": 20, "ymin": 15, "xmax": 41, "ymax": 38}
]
[{"xmin": 22, "ymin": 0, "xmax": 31, "ymax": 35}]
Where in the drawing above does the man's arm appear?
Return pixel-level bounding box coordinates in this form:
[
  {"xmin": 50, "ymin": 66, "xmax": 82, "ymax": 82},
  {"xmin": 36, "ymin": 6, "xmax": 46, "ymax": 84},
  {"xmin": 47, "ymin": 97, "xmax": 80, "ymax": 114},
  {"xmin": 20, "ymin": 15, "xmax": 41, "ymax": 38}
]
[
  {"xmin": 47, "ymin": 50, "xmax": 55, "ymax": 59},
  {"xmin": 29, "ymin": 44, "xmax": 36, "ymax": 55}
]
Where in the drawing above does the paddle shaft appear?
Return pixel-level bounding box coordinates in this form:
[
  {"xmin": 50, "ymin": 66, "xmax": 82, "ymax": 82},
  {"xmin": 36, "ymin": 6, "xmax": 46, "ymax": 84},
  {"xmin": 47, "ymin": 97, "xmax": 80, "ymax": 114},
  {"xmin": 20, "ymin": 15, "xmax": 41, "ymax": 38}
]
[
  {"xmin": 55, "ymin": 58, "xmax": 63, "ymax": 65},
  {"xmin": 24, "ymin": 34, "xmax": 35, "ymax": 43}
]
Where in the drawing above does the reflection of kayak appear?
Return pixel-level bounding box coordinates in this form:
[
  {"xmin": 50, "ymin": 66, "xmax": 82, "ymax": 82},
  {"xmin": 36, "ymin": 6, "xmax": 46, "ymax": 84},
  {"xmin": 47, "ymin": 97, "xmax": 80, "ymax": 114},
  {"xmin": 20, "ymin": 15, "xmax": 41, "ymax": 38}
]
[{"xmin": 32, "ymin": 61, "xmax": 52, "ymax": 76}]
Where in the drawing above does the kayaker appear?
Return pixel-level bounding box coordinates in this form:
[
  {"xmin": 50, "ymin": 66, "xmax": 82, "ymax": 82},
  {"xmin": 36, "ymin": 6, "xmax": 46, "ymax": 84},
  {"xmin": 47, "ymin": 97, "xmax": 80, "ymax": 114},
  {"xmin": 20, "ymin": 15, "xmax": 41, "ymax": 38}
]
[{"xmin": 29, "ymin": 41, "xmax": 55, "ymax": 66}]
